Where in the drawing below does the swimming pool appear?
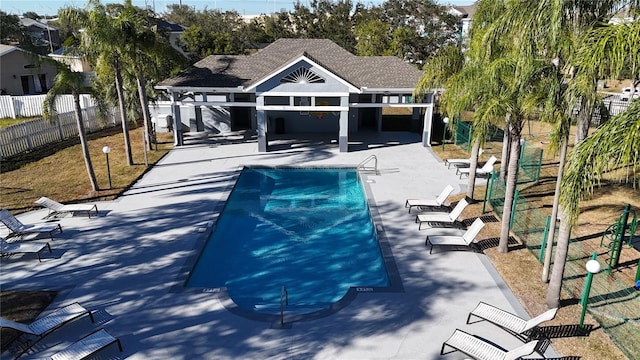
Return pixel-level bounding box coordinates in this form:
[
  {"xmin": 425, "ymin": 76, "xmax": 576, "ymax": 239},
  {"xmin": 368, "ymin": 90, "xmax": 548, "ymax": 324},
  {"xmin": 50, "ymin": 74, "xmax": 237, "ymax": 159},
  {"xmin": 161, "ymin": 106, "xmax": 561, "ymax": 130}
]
[{"xmin": 186, "ymin": 167, "xmax": 389, "ymax": 313}]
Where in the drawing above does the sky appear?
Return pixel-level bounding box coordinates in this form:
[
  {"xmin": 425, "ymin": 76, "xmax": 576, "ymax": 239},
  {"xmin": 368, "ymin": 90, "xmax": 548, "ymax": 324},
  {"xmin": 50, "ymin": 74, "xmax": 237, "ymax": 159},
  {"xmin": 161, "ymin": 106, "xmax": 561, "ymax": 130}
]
[{"xmin": 1, "ymin": 0, "xmax": 474, "ymax": 17}]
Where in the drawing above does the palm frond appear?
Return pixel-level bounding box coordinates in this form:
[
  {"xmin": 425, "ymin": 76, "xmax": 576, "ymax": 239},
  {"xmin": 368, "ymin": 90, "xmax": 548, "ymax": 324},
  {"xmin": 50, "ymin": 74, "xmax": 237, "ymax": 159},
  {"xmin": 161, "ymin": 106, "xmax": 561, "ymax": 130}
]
[{"xmin": 561, "ymin": 100, "xmax": 640, "ymax": 223}]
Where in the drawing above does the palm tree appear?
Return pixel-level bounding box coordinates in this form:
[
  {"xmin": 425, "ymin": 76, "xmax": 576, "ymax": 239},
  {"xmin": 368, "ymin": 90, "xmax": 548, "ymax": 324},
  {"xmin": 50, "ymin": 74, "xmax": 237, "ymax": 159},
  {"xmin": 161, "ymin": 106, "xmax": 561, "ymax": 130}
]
[
  {"xmin": 61, "ymin": 1, "xmax": 134, "ymax": 166},
  {"xmin": 546, "ymin": 18, "xmax": 640, "ymax": 308},
  {"xmin": 43, "ymin": 63, "xmax": 107, "ymax": 192},
  {"xmin": 117, "ymin": 2, "xmax": 186, "ymax": 151},
  {"xmin": 414, "ymin": 45, "xmax": 494, "ymax": 202}
]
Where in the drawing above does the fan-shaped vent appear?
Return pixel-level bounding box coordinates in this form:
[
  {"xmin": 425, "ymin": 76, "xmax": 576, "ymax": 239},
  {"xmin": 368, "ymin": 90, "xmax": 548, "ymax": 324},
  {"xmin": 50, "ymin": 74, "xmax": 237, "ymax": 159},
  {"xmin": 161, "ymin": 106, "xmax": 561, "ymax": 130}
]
[{"xmin": 281, "ymin": 67, "xmax": 325, "ymax": 84}]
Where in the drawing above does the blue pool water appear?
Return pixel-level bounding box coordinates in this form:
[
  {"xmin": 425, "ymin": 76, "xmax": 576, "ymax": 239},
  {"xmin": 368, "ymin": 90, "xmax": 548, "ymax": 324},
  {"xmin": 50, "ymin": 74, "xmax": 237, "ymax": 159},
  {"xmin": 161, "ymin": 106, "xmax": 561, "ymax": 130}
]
[{"xmin": 186, "ymin": 167, "xmax": 389, "ymax": 313}]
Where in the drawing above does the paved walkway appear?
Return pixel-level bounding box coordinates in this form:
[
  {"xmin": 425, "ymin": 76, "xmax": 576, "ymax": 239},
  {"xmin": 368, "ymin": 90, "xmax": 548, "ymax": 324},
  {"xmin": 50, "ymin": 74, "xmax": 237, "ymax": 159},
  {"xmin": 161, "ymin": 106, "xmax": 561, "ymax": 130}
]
[{"xmin": 1, "ymin": 132, "xmax": 554, "ymax": 359}]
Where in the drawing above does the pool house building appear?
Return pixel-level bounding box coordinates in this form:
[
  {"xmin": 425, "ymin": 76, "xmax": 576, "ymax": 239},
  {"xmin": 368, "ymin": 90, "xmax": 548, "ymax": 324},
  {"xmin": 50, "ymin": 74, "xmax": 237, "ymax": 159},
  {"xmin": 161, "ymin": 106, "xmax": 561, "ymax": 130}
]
[{"xmin": 156, "ymin": 38, "xmax": 436, "ymax": 152}]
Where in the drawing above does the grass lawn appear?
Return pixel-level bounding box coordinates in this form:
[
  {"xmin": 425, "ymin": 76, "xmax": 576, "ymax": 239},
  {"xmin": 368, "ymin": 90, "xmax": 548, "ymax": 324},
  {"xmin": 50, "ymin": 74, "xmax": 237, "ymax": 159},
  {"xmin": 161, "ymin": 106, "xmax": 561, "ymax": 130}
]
[
  {"xmin": 1, "ymin": 124, "xmax": 174, "ymax": 213},
  {"xmin": 1, "ymin": 119, "xmax": 638, "ymax": 359},
  {"xmin": 0, "ymin": 117, "xmax": 41, "ymax": 129}
]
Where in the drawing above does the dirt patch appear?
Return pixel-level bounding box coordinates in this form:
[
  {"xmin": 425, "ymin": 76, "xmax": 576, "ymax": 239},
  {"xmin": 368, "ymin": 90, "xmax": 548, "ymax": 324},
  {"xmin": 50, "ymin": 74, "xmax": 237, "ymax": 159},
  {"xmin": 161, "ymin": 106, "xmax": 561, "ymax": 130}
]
[{"xmin": 0, "ymin": 290, "xmax": 57, "ymax": 352}]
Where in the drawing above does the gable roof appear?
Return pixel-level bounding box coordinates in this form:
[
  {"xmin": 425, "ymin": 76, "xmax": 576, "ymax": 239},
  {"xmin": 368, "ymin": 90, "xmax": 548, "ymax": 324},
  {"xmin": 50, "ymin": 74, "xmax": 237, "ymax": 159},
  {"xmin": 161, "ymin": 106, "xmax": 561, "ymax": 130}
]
[
  {"xmin": 0, "ymin": 44, "xmax": 24, "ymax": 57},
  {"xmin": 157, "ymin": 38, "xmax": 423, "ymax": 91},
  {"xmin": 452, "ymin": 2, "xmax": 478, "ymax": 18},
  {"xmin": 20, "ymin": 18, "xmax": 57, "ymax": 31},
  {"xmin": 158, "ymin": 20, "xmax": 184, "ymax": 32}
]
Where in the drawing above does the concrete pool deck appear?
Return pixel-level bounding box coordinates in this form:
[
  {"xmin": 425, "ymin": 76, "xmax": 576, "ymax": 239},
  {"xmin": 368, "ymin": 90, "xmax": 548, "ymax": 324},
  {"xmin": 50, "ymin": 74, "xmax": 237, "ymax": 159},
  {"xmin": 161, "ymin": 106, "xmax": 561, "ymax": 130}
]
[{"xmin": 1, "ymin": 132, "xmax": 555, "ymax": 359}]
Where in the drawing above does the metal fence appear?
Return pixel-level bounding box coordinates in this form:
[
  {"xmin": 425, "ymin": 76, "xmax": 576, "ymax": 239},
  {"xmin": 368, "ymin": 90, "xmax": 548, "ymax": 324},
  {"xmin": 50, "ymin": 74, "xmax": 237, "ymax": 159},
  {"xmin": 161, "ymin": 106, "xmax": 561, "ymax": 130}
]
[
  {"xmin": 486, "ymin": 179, "xmax": 640, "ymax": 359},
  {"xmin": 0, "ymin": 107, "xmax": 119, "ymax": 158},
  {"xmin": 454, "ymin": 121, "xmax": 472, "ymax": 151},
  {"xmin": 518, "ymin": 139, "xmax": 543, "ymax": 183}
]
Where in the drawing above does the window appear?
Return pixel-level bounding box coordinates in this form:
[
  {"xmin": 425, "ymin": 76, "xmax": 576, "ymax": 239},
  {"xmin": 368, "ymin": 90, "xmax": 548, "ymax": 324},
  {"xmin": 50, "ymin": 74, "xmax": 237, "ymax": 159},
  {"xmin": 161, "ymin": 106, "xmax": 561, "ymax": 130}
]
[{"xmin": 281, "ymin": 67, "xmax": 325, "ymax": 84}]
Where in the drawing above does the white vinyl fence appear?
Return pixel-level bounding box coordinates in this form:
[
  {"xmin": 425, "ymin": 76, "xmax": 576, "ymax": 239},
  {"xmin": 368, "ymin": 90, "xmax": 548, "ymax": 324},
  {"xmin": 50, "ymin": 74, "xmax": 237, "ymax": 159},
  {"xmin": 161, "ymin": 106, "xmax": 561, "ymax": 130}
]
[
  {"xmin": 0, "ymin": 94, "xmax": 97, "ymax": 119},
  {"xmin": 0, "ymin": 107, "xmax": 119, "ymax": 158}
]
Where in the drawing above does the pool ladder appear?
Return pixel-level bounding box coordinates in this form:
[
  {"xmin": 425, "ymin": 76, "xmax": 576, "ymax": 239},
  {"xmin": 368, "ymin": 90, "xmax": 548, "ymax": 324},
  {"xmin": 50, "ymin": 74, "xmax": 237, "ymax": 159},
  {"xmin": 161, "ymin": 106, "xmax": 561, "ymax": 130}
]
[
  {"xmin": 357, "ymin": 155, "xmax": 378, "ymax": 174},
  {"xmin": 280, "ymin": 286, "xmax": 289, "ymax": 326}
]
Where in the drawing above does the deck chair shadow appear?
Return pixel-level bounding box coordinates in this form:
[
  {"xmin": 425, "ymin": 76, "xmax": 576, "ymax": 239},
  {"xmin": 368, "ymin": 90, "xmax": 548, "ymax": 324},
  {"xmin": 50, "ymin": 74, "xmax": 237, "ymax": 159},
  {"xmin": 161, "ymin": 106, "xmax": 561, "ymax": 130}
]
[
  {"xmin": 441, "ymin": 329, "xmax": 541, "ymax": 360},
  {"xmin": 0, "ymin": 237, "xmax": 52, "ymax": 262},
  {"xmin": 457, "ymin": 156, "xmax": 497, "ymax": 179},
  {"xmin": 404, "ymin": 185, "xmax": 455, "ymax": 213},
  {"xmin": 467, "ymin": 301, "xmax": 558, "ymax": 341},
  {"xmin": 415, "ymin": 198, "xmax": 468, "ymax": 230},
  {"xmin": 0, "ymin": 209, "xmax": 62, "ymax": 240},
  {"xmin": 0, "ymin": 302, "xmax": 94, "ymax": 358},
  {"xmin": 35, "ymin": 197, "xmax": 99, "ymax": 219},
  {"xmin": 425, "ymin": 218, "xmax": 485, "ymax": 254}
]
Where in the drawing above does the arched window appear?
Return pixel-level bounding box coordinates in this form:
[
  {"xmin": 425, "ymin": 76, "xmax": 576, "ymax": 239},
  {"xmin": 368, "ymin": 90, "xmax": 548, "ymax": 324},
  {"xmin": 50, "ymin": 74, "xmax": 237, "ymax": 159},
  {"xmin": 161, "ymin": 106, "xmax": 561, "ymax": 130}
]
[{"xmin": 281, "ymin": 67, "xmax": 325, "ymax": 84}]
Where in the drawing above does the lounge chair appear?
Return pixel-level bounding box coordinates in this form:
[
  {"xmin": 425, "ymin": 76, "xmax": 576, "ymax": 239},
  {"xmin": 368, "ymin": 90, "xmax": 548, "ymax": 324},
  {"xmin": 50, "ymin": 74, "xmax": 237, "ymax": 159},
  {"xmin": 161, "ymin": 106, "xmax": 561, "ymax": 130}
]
[
  {"xmin": 415, "ymin": 198, "xmax": 468, "ymax": 230},
  {"xmin": 0, "ymin": 209, "xmax": 62, "ymax": 240},
  {"xmin": 425, "ymin": 218, "xmax": 485, "ymax": 254},
  {"xmin": 467, "ymin": 301, "xmax": 558, "ymax": 341},
  {"xmin": 35, "ymin": 197, "xmax": 99, "ymax": 219},
  {"xmin": 51, "ymin": 328, "xmax": 123, "ymax": 360},
  {"xmin": 457, "ymin": 156, "xmax": 497, "ymax": 179},
  {"xmin": 441, "ymin": 329, "xmax": 540, "ymax": 360},
  {"xmin": 444, "ymin": 157, "xmax": 471, "ymax": 169},
  {"xmin": 0, "ymin": 302, "xmax": 94, "ymax": 358},
  {"xmin": 0, "ymin": 237, "xmax": 51, "ymax": 262},
  {"xmin": 404, "ymin": 185, "xmax": 455, "ymax": 213},
  {"xmin": 444, "ymin": 149, "xmax": 485, "ymax": 169}
]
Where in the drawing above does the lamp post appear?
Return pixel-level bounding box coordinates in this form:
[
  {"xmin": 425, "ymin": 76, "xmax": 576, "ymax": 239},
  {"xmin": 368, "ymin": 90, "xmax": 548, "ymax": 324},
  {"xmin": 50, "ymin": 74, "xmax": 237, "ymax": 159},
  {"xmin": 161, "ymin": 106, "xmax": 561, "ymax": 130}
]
[
  {"xmin": 102, "ymin": 146, "xmax": 112, "ymax": 189},
  {"xmin": 442, "ymin": 117, "xmax": 449, "ymax": 151},
  {"xmin": 579, "ymin": 252, "xmax": 600, "ymax": 329}
]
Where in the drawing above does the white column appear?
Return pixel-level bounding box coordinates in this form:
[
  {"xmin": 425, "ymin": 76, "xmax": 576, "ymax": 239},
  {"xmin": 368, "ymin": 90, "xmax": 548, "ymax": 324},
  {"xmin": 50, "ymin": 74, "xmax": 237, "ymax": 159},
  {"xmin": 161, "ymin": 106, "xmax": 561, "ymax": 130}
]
[
  {"xmin": 170, "ymin": 91, "xmax": 183, "ymax": 146},
  {"xmin": 339, "ymin": 96, "xmax": 349, "ymax": 152},
  {"xmin": 422, "ymin": 94, "xmax": 434, "ymax": 147},
  {"xmin": 257, "ymin": 95, "xmax": 267, "ymax": 152}
]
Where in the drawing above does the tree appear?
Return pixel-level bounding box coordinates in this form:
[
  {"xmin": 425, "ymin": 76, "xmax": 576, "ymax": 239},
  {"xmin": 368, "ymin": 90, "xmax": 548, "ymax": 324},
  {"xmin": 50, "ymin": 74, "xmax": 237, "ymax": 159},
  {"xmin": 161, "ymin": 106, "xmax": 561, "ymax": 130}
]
[
  {"xmin": 0, "ymin": 11, "xmax": 22, "ymax": 44},
  {"xmin": 414, "ymin": 44, "xmax": 499, "ymax": 202},
  {"xmin": 23, "ymin": 11, "xmax": 40, "ymax": 20},
  {"xmin": 43, "ymin": 63, "xmax": 106, "ymax": 192},
  {"xmin": 290, "ymin": 0, "xmax": 357, "ymax": 52},
  {"xmin": 112, "ymin": 1, "xmax": 184, "ymax": 151},
  {"xmin": 380, "ymin": 0, "xmax": 460, "ymax": 65},
  {"xmin": 60, "ymin": 2, "xmax": 135, "ymax": 166},
  {"xmin": 261, "ymin": 12, "xmax": 295, "ymax": 42},
  {"xmin": 546, "ymin": 17, "xmax": 640, "ymax": 308},
  {"xmin": 354, "ymin": 19, "xmax": 390, "ymax": 56}
]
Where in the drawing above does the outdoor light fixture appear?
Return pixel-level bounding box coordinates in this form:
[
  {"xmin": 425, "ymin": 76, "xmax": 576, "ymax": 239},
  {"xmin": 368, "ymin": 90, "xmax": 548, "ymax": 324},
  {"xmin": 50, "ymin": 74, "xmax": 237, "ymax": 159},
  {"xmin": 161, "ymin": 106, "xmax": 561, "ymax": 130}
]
[
  {"xmin": 442, "ymin": 117, "xmax": 450, "ymax": 151},
  {"xmin": 102, "ymin": 146, "xmax": 112, "ymax": 189},
  {"xmin": 579, "ymin": 253, "xmax": 601, "ymax": 329}
]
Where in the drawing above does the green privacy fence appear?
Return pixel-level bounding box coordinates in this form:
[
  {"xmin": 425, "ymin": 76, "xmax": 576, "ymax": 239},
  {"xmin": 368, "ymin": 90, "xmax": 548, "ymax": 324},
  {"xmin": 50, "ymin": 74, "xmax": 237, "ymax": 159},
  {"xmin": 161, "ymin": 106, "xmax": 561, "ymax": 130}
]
[
  {"xmin": 485, "ymin": 179, "xmax": 640, "ymax": 358},
  {"xmin": 484, "ymin": 171, "xmax": 550, "ymax": 254},
  {"xmin": 518, "ymin": 139, "xmax": 543, "ymax": 183},
  {"xmin": 558, "ymin": 236, "xmax": 640, "ymax": 359},
  {"xmin": 454, "ymin": 121, "xmax": 472, "ymax": 151},
  {"xmin": 453, "ymin": 123, "xmax": 542, "ymax": 183}
]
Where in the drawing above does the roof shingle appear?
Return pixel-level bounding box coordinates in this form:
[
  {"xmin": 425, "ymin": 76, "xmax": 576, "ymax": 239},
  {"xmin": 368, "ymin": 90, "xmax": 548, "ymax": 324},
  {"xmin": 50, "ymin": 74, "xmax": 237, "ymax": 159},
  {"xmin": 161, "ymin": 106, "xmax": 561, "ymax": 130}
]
[{"xmin": 158, "ymin": 38, "xmax": 422, "ymax": 90}]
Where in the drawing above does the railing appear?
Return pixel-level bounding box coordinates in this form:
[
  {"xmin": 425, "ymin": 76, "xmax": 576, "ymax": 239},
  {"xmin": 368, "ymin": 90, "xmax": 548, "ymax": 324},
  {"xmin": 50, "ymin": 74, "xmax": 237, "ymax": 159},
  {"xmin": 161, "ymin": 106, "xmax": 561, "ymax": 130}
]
[
  {"xmin": 357, "ymin": 155, "xmax": 378, "ymax": 173},
  {"xmin": 280, "ymin": 285, "xmax": 288, "ymax": 326}
]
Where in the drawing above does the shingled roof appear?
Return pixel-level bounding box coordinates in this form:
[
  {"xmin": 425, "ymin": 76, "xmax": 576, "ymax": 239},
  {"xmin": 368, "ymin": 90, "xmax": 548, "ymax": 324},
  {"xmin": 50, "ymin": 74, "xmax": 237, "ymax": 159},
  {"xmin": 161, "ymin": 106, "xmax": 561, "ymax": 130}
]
[{"xmin": 157, "ymin": 38, "xmax": 423, "ymax": 90}]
